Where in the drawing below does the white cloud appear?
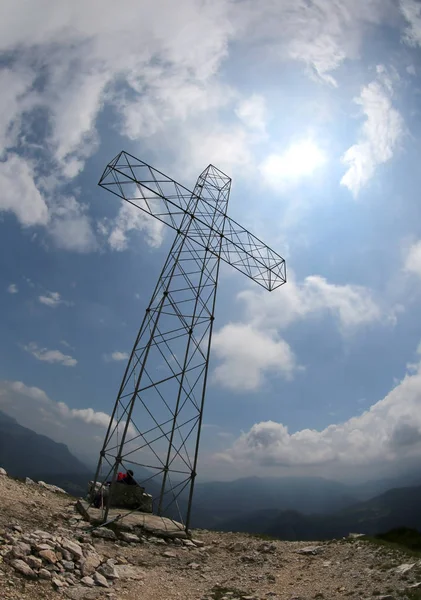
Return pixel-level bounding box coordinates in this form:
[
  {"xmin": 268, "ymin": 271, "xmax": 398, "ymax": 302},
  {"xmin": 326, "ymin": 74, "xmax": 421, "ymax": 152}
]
[
  {"xmin": 217, "ymin": 355, "xmax": 421, "ymax": 472},
  {"xmin": 404, "ymin": 240, "xmax": 421, "ymax": 278},
  {"xmin": 235, "ymin": 0, "xmax": 396, "ymax": 86},
  {"xmin": 104, "ymin": 351, "xmax": 129, "ymax": 362},
  {"xmin": 211, "ymin": 273, "xmax": 393, "ymax": 391},
  {"xmin": 259, "ymin": 140, "xmax": 326, "ymax": 190},
  {"xmin": 0, "ymin": 68, "xmax": 35, "ymax": 149},
  {"xmin": 7, "ymin": 284, "xmax": 18, "ymax": 294},
  {"xmin": 238, "ymin": 274, "xmax": 386, "ymax": 333},
  {"xmin": 400, "ymin": 0, "xmax": 421, "ymax": 47},
  {"xmin": 0, "ymin": 154, "xmax": 49, "ymax": 227},
  {"xmin": 108, "ymin": 201, "xmax": 164, "ymax": 251},
  {"xmin": 213, "ymin": 324, "xmax": 298, "ymax": 391},
  {"xmin": 23, "ymin": 342, "xmax": 77, "ymax": 367},
  {"xmin": 0, "ymin": 0, "xmax": 400, "ymax": 253},
  {"xmin": 38, "ymin": 291, "xmax": 68, "ymax": 308},
  {"xmin": 48, "ymin": 196, "xmax": 97, "ymax": 253},
  {"xmin": 235, "ymin": 94, "xmax": 267, "ymax": 133},
  {"xmin": 341, "ymin": 67, "xmax": 404, "ymax": 196}
]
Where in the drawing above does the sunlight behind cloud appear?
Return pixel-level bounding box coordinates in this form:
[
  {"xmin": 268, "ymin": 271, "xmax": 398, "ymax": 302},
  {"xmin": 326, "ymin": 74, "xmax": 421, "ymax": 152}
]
[{"xmin": 260, "ymin": 140, "xmax": 326, "ymax": 189}]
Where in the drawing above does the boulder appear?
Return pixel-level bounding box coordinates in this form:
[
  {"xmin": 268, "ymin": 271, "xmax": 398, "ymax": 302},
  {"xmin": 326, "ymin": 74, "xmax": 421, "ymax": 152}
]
[
  {"xmin": 92, "ymin": 528, "xmax": 116, "ymax": 541},
  {"xmin": 109, "ymin": 484, "xmax": 153, "ymax": 512},
  {"xmin": 10, "ymin": 558, "xmax": 37, "ymax": 579},
  {"xmin": 0, "ymin": 467, "xmax": 7, "ymax": 476}
]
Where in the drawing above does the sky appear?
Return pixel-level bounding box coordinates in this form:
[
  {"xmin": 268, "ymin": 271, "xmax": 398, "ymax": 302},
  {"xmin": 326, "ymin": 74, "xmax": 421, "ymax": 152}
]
[{"xmin": 2, "ymin": 0, "xmax": 421, "ymax": 483}]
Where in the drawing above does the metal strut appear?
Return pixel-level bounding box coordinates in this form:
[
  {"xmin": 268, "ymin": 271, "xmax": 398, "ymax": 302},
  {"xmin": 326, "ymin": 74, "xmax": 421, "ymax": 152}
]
[{"xmin": 92, "ymin": 153, "xmax": 286, "ymax": 531}]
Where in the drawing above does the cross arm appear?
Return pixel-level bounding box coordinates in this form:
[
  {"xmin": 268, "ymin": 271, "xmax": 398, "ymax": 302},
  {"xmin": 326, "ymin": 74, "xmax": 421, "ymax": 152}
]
[{"xmin": 98, "ymin": 151, "xmax": 286, "ymax": 291}]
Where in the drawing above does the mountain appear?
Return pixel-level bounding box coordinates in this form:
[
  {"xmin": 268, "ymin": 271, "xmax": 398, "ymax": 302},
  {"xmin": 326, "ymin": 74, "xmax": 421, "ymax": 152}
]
[
  {"xmin": 218, "ymin": 484, "xmax": 421, "ymax": 540},
  {"xmin": 188, "ymin": 475, "xmax": 359, "ymax": 529},
  {"xmin": 0, "ymin": 410, "xmax": 91, "ymax": 495}
]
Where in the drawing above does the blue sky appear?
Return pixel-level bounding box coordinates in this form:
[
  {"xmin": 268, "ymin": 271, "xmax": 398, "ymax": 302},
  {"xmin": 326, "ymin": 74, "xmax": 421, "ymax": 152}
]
[{"xmin": 2, "ymin": 0, "xmax": 421, "ymax": 482}]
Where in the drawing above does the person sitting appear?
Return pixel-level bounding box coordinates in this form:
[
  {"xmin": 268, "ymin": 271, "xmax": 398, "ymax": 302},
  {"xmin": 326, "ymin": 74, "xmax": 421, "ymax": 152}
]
[{"xmin": 124, "ymin": 469, "xmax": 136, "ymax": 486}]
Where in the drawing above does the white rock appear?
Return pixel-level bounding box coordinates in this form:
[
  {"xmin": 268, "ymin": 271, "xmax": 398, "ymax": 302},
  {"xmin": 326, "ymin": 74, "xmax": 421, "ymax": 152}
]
[
  {"xmin": 0, "ymin": 467, "xmax": 7, "ymax": 476},
  {"xmin": 25, "ymin": 477, "xmax": 35, "ymax": 485},
  {"xmin": 191, "ymin": 538, "xmax": 205, "ymax": 547},
  {"xmin": 81, "ymin": 576, "xmax": 95, "ymax": 587},
  {"xmin": 33, "ymin": 530, "xmax": 52, "ymax": 539},
  {"xmin": 93, "ymin": 572, "xmax": 109, "ymax": 587},
  {"xmin": 297, "ymin": 546, "xmax": 323, "ymax": 555},
  {"xmin": 396, "ymin": 563, "xmax": 415, "ymax": 575},
  {"xmin": 163, "ymin": 551, "xmax": 177, "ymax": 558},
  {"xmin": 114, "ymin": 564, "xmax": 145, "ymax": 580}
]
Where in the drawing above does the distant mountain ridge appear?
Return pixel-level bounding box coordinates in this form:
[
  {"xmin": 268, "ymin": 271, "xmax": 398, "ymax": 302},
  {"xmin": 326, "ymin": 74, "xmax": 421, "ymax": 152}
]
[
  {"xmin": 2, "ymin": 410, "xmax": 421, "ymax": 540},
  {"xmin": 0, "ymin": 409, "xmax": 91, "ymax": 494},
  {"xmin": 218, "ymin": 484, "xmax": 421, "ymax": 540}
]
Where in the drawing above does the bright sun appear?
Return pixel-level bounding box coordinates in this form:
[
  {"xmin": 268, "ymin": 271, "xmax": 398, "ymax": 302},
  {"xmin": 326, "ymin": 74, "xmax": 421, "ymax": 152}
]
[
  {"xmin": 261, "ymin": 140, "xmax": 326, "ymax": 187},
  {"xmin": 281, "ymin": 140, "xmax": 326, "ymax": 177}
]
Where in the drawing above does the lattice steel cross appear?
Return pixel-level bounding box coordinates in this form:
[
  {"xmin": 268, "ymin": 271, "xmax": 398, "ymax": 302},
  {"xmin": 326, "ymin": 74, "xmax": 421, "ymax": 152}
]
[{"xmin": 93, "ymin": 151, "xmax": 286, "ymax": 530}]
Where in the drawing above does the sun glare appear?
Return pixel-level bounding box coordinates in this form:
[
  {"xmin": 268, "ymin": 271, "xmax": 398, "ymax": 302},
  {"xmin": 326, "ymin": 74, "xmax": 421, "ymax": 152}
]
[
  {"xmin": 260, "ymin": 140, "xmax": 327, "ymax": 188},
  {"xmin": 283, "ymin": 140, "xmax": 326, "ymax": 177}
]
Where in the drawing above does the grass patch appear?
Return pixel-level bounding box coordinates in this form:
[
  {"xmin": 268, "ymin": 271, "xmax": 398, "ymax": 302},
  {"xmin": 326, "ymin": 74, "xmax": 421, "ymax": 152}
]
[
  {"xmin": 361, "ymin": 528, "xmax": 421, "ymax": 558},
  {"xmin": 209, "ymin": 586, "xmax": 250, "ymax": 600}
]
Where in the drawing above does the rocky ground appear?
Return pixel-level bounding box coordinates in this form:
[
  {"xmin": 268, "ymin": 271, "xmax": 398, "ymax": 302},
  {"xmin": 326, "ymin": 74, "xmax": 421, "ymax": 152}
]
[{"xmin": 1, "ymin": 470, "xmax": 421, "ymax": 600}]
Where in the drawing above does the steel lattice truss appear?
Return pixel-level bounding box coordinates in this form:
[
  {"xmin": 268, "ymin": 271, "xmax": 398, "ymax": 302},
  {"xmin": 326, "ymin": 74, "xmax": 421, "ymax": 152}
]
[{"xmin": 92, "ymin": 151, "xmax": 286, "ymax": 531}]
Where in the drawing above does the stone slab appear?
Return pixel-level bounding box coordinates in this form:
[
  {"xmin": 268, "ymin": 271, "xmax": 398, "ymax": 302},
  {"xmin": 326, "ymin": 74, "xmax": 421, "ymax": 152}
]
[{"xmin": 76, "ymin": 500, "xmax": 187, "ymax": 539}]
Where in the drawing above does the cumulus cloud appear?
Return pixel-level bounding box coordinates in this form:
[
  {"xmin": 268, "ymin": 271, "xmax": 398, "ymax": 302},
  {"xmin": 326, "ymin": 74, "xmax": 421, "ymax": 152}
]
[
  {"xmin": 404, "ymin": 240, "xmax": 421, "ymax": 279},
  {"xmin": 211, "ymin": 273, "xmax": 393, "ymax": 391},
  {"xmin": 108, "ymin": 201, "xmax": 164, "ymax": 251},
  {"xmin": 38, "ymin": 291, "xmax": 69, "ymax": 308},
  {"xmin": 104, "ymin": 351, "xmax": 129, "ymax": 362},
  {"xmin": 23, "ymin": 342, "xmax": 77, "ymax": 367},
  {"xmin": 216, "ymin": 355, "xmax": 421, "ymax": 472},
  {"xmin": 238, "ymin": 274, "xmax": 386, "ymax": 333},
  {"xmin": 213, "ymin": 324, "xmax": 298, "ymax": 391},
  {"xmin": 341, "ymin": 67, "xmax": 404, "ymax": 196},
  {"xmin": 0, "ymin": 154, "xmax": 49, "ymax": 227},
  {"xmin": 7, "ymin": 284, "xmax": 18, "ymax": 294},
  {"xmin": 48, "ymin": 196, "xmax": 97, "ymax": 253}
]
